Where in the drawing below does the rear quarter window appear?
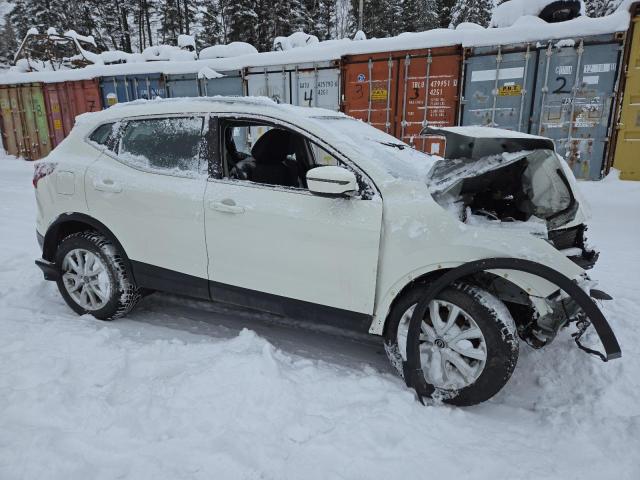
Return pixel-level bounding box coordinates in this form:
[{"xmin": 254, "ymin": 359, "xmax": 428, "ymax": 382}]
[{"xmin": 88, "ymin": 122, "xmax": 119, "ymax": 152}]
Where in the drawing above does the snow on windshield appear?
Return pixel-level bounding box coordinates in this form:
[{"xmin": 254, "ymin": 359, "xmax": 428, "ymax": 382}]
[{"xmin": 309, "ymin": 116, "xmax": 438, "ymax": 182}]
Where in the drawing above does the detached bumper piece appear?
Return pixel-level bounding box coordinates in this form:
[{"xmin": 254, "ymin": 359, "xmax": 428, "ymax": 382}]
[
  {"xmin": 402, "ymin": 258, "xmax": 621, "ymax": 402},
  {"xmin": 35, "ymin": 258, "xmax": 59, "ymax": 281}
]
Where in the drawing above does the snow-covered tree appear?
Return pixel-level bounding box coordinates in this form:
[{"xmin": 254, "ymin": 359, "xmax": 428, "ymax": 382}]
[
  {"xmin": 404, "ymin": 0, "xmax": 440, "ymax": 32},
  {"xmin": 449, "ymin": 0, "xmax": 494, "ymax": 27},
  {"xmin": 0, "ymin": 15, "xmax": 17, "ymax": 67},
  {"xmin": 585, "ymin": 0, "xmax": 623, "ymax": 16}
]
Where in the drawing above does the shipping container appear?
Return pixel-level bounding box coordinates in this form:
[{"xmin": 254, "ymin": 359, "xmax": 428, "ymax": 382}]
[
  {"xmin": 165, "ymin": 73, "xmax": 200, "ymax": 97},
  {"xmin": 396, "ymin": 46, "xmax": 462, "ymax": 156},
  {"xmin": 460, "ymin": 43, "xmax": 538, "ymax": 133},
  {"xmin": 530, "ymin": 33, "xmax": 625, "ymax": 180},
  {"xmin": 199, "ymin": 70, "xmax": 244, "ymax": 97},
  {"xmin": 612, "ymin": 4, "xmax": 640, "ymax": 180},
  {"xmin": 99, "ymin": 73, "xmax": 165, "ymax": 108},
  {"xmin": 44, "ymin": 79, "xmax": 102, "ymax": 147},
  {"xmin": 342, "ymin": 52, "xmax": 399, "ymax": 135},
  {"xmin": 0, "ymin": 83, "xmax": 51, "ymax": 160},
  {"xmin": 246, "ymin": 61, "xmax": 340, "ymax": 110},
  {"xmin": 342, "ymin": 47, "xmax": 462, "ymax": 155},
  {"xmin": 165, "ymin": 70, "xmax": 244, "ymax": 98}
]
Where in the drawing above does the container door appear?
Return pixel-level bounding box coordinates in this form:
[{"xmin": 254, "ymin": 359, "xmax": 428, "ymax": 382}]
[
  {"xmin": 0, "ymin": 86, "xmax": 19, "ymax": 156},
  {"xmin": 166, "ymin": 73, "xmax": 200, "ymax": 97},
  {"xmin": 246, "ymin": 67, "xmax": 291, "ymax": 104},
  {"xmin": 201, "ymin": 71, "xmax": 244, "ymax": 97},
  {"xmin": 44, "ymin": 83, "xmax": 66, "ymax": 147},
  {"xmin": 531, "ymin": 39, "xmax": 622, "ymax": 180},
  {"xmin": 397, "ymin": 49, "xmax": 461, "ymax": 156},
  {"xmin": 342, "ymin": 55, "xmax": 399, "ymax": 135},
  {"xmin": 31, "ymin": 84, "xmax": 52, "ymax": 158},
  {"xmin": 19, "ymin": 84, "xmax": 51, "ymax": 160},
  {"xmin": 71, "ymin": 80, "xmax": 102, "ymax": 115},
  {"xmin": 99, "ymin": 76, "xmax": 131, "ymax": 107},
  {"xmin": 292, "ymin": 65, "xmax": 341, "ymax": 111},
  {"xmin": 461, "ymin": 46, "xmax": 537, "ymax": 133},
  {"xmin": 614, "ymin": 16, "xmax": 640, "ymax": 180},
  {"xmin": 128, "ymin": 74, "xmax": 165, "ymax": 100},
  {"xmin": 8, "ymin": 87, "xmax": 26, "ymax": 157}
]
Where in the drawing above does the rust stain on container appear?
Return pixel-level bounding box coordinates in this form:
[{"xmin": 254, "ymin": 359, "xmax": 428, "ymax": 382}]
[
  {"xmin": 44, "ymin": 79, "xmax": 102, "ymax": 148},
  {"xmin": 342, "ymin": 46, "xmax": 462, "ymax": 156}
]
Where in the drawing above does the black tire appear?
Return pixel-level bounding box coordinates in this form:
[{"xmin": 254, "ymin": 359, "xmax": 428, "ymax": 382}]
[
  {"xmin": 384, "ymin": 283, "xmax": 519, "ymax": 406},
  {"xmin": 55, "ymin": 231, "xmax": 141, "ymax": 320}
]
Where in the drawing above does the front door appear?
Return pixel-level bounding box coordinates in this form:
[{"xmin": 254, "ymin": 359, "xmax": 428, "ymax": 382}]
[{"xmin": 204, "ymin": 118, "xmax": 383, "ymax": 324}]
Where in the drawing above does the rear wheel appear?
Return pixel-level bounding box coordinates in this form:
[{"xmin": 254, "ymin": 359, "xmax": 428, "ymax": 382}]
[
  {"xmin": 384, "ymin": 283, "xmax": 519, "ymax": 406},
  {"xmin": 55, "ymin": 232, "xmax": 141, "ymax": 320}
]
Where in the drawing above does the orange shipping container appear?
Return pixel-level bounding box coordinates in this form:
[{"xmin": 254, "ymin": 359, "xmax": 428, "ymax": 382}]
[
  {"xmin": 342, "ymin": 46, "xmax": 462, "ymax": 156},
  {"xmin": 43, "ymin": 79, "xmax": 102, "ymax": 148}
]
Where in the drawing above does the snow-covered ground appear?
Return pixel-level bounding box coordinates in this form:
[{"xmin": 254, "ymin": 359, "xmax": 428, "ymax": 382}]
[{"xmin": 0, "ymin": 151, "xmax": 639, "ymax": 479}]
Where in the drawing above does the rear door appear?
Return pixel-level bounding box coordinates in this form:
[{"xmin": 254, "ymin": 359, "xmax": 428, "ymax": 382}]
[
  {"xmin": 85, "ymin": 116, "xmax": 209, "ymax": 297},
  {"xmin": 203, "ymin": 116, "xmax": 383, "ymax": 322}
]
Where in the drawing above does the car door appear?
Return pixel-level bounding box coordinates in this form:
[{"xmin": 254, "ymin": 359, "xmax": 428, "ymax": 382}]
[
  {"xmin": 85, "ymin": 115, "xmax": 210, "ymax": 298},
  {"xmin": 204, "ymin": 116, "xmax": 383, "ymax": 324}
]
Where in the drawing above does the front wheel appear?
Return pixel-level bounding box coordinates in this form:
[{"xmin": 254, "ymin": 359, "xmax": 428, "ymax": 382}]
[
  {"xmin": 384, "ymin": 283, "xmax": 519, "ymax": 406},
  {"xmin": 55, "ymin": 231, "xmax": 141, "ymax": 320}
]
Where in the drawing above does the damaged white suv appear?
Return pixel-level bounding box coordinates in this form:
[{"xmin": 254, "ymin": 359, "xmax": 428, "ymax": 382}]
[{"xmin": 33, "ymin": 97, "xmax": 620, "ymax": 406}]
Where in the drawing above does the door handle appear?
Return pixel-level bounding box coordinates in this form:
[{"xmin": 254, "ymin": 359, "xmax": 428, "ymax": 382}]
[
  {"xmin": 210, "ymin": 199, "xmax": 245, "ymax": 214},
  {"xmin": 93, "ymin": 178, "xmax": 122, "ymax": 193}
]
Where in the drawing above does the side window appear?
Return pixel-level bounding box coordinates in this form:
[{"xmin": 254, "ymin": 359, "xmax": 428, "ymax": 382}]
[
  {"xmin": 119, "ymin": 117, "xmax": 204, "ymax": 175},
  {"xmin": 221, "ymin": 121, "xmax": 314, "ymax": 190},
  {"xmin": 310, "ymin": 143, "xmax": 340, "ymax": 167},
  {"xmin": 88, "ymin": 122, "xmax": 119, "ymax": 153}
]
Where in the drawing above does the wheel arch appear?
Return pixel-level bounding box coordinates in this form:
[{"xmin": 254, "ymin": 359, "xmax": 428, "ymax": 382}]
[
  {"xmin": 371, "ymin": 262, "xmax": 562, "ymax": 337},
  {"xmin": 42, "ymin": 213, "xmax": 136, "ymax": 282}
]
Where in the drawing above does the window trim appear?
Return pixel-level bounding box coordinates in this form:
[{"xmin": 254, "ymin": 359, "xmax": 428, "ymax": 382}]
[{"xmin": 210, "ymin": 113, "xmax": 379, "ymax": 199}]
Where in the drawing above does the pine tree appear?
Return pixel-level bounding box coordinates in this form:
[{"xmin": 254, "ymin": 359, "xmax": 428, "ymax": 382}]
[
  {"xmin": 0, "ymin": 16, "xmax": 18, "ymax": 67},
  {"xmin": 449, "ymin": 0, "xmax": 494, "ymax": 27},
  {"xmin": 227, "ymin": 0, "xmax": 259, "ymax": 47},
  {"xmin": 199, "ymin": 0, "xmax": 222, "ymax": 48},
  {"xmin": 404, "ymin": 0, "xmax": 440, "ymax": 32}
]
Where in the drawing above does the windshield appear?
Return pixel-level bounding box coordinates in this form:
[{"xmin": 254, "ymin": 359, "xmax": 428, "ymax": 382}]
[{"xmin": 310, "ymin": 116, "xmax": 437, "ymax": 181}]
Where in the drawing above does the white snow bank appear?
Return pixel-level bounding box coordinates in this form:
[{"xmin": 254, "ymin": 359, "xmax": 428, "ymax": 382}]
[
  {"xmin": 491, "ymin": 0, "xmax": 585, "ymax": 28},
  {"xmin": 177, "ymin": 34, "xmax": 195, "ymax": 50},
  {"xmin": 199, "ymin": 42, "xmax": 258, "ymax": 59},
  {"xmin": 273, "ymin": 31, "xmax": 320, "ymax": 51},
  {"xmin": 197, "ymin": 67, "xmax": 224, "ymax": 79},
  {"xmin": 142, "ymin": 45, "xmax": 196, "ymax": 62},
  {"xmin": 1, "ymin": 153, "xmax": 640, "ymax": 478}
]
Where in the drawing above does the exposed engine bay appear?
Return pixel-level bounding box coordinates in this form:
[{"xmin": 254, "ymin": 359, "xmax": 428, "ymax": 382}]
[{"xmin": 424, "ymin": 127, "xmax": 599, "ymax": 270}]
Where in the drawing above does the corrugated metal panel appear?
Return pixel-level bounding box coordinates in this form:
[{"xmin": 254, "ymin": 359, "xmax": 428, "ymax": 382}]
[
  {"xmin": 342, "ymin": 53, "xmax": 399, "ymax": 134},
  {"xmin": 199, "ymin": 70, "xmax": 244, "ymax": 97},
  {"xmin": 0, "ymin": 86, "xmax": 19, "ymax": 156},
  {"xmin": 530, "ymin": 34, "xmax": 624, "ymax": 180},
  {"xmin": 460, "ymin": 43, "xmax": 537, "ymax": 133},
  {"xmin": 290, "ymin": 63, "xmax": 340, "ymax": 110},
  {"xmin": 246, "ymin": 65, "xmax": 291, "ymax": 104},
  {"xmin": 613, "ymin": 11, "xmax": 640, "ymax": 180},
  {"xmin": 99, "ymin": 74, "xmax": 165, "ymax": 107},
  {"xmin": 396, "ymin": 46, "xmax": 462, "ymax": 156},
  {"xmin": 246, "ymin": 61, "xmax": 340, "ymax": 110},
  {"xmin": 44, "ymin": 79, "xmax": 102, "ymax": 147},
  {"xmin": 19, "ymin": 84, "xmax": 52, "ymax": 159},
  {"xmin": 165, "ymin": 73, "xmax": 200, "ymax": 97}
]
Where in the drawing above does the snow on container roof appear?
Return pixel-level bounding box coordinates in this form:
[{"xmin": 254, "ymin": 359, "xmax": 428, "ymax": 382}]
[
  {"xmin": 0, "ymin": 3, "xmax": 632, "ymax": 86},
  {"xmin": 490, "ymin": 0, "xmax": 586, "ymax": 28}
]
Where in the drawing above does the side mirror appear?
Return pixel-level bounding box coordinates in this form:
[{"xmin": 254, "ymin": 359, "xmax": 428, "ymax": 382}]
[{"xmin": 306, "ymin": 166, "xmax": 358, "ymax": 197}]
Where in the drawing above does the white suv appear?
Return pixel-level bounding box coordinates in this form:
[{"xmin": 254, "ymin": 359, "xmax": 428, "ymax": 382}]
[{"xmin": 33, "ymin": 97, "xmax": 620, "ymax": 406}]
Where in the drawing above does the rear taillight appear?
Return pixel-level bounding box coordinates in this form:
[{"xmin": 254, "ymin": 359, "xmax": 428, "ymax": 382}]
[{"xmin": 33, "ymin": 162, "xmax": 57, "ymax": 188}]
